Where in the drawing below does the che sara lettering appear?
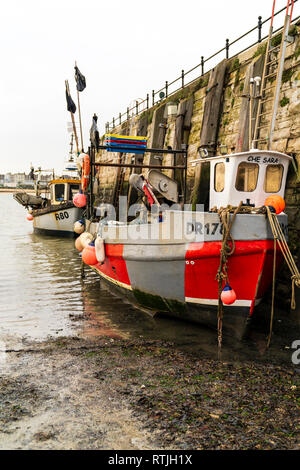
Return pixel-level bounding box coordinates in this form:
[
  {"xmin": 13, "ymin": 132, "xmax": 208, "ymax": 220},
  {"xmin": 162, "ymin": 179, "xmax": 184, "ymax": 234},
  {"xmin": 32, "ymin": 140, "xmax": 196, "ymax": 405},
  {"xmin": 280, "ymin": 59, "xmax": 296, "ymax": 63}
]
[{"xmin": 247, "ymin": 155, "xmax": 279, "ymax": 164}]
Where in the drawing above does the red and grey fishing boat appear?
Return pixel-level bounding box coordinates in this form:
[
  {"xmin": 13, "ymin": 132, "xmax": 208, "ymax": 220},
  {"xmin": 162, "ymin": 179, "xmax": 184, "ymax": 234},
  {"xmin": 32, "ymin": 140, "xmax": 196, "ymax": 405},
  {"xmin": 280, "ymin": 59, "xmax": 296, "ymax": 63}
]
[
  {"xmin": 73, "ymin": 1, "xmax": 300, "ymax": 337},
  {"xmin": 73, "ymin": 135, "xmax": 293, "ymax": 338}
]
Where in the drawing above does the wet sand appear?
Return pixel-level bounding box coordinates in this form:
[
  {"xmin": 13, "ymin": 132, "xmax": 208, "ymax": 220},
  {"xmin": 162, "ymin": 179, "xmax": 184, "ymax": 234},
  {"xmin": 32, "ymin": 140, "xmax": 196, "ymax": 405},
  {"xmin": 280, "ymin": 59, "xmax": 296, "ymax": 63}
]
[{"xmin": 0, "ymin": 335, "xmax": 299, "ymax": 450}]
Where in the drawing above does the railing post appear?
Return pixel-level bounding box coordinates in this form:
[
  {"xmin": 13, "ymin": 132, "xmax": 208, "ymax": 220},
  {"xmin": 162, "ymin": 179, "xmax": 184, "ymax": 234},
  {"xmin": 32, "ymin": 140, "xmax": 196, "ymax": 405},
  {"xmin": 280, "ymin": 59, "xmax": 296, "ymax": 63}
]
[
  {"xmin": 113, "ymin": 117, "xmax": 115, "ymax": 128},
  {"xmin": 136, "ymin": 101, "xmax": 138, "ymax": 115},
  {"xmin": 201, "ymin": 56, "xmax": 204, "ymax": 76},
  {"xmin": 258, "ymin": 16, "xmax": 262, "ymax": 43},
  {"xmin": 106, "ymin": 122, "xmax": 109, "ymax": 133},
  {"xmin": 152, "ymin": 90, "xmax": 155, "ymax": 107},
  {"xmin": 127, "ymin": 107, "xmax": 129, "ymax": 121},
  {"xmin": 226, "ymin": 39, "xmax": 230, "ymax": 59},
  {"xmin": 181, "ymin": 70, "xmax": 185, "ymax": 88},
  {"xmin": 146, "ymin": 93, "xmax": 149, "ymax": 109},
  {"xmin": 119, "ymin": 113, "xmax": 121, "ymax": 125},
  {"xmin": 165, "ymin": 81, "xmax": 168, "ymax": 98}
]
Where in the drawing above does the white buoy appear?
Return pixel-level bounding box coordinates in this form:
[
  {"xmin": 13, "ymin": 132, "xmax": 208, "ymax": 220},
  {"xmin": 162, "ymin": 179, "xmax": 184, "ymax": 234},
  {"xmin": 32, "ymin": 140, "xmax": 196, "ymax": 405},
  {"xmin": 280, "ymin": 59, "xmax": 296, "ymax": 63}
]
[
  {"xmin": 74, "ymin": 220, "xmax": 85, "ymax": 234},
  {"xmin": 80, "ymin": 232, "xmax": 93, "ymax": 249},
  {"xmin": 95, "ymin": 236, "xmax": 105, "ymax": 263}
]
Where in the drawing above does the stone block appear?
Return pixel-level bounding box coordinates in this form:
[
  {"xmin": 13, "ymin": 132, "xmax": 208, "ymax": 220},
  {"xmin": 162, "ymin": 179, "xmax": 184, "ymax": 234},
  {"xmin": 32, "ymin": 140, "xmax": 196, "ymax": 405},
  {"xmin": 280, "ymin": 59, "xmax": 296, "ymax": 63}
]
[
  {"xmin": 271, "ymin": 139, "xmax": 288, "ymax": 153},
  {"xmin": 289, "ymin": 100, "xmax": 300, "ymax": 115}
]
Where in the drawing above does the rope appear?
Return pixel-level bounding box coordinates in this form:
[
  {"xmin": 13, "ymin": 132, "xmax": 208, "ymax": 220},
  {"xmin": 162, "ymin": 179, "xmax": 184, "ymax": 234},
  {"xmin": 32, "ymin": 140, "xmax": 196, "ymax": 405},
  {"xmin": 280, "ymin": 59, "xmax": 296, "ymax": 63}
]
[
  {"xmin": 212, "ymin": 204, "xmax": 299, "ymax": 349},
  {"xmin": 216, "ymin": 202, "xmax": 243, "ymax": 350},
  {"xmin": 267, "ymin": 236, "xmax": 277, "ymax": 348},
  {"xmin": 266, "ymin": 206, "xmax": 300, "ymax": 346}
]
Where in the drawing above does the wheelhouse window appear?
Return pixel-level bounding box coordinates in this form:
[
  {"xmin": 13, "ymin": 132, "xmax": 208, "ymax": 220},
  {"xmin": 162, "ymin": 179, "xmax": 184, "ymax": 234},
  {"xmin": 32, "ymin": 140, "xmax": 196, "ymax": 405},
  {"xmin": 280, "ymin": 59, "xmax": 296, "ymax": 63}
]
[
  {"xmin": 235, "ymin": 162, "xmax": 259, "ymax": 192},
  {"xmin": 54, "ymin": 184, "xmax": 65, "ymax": 201},
  {"xmin": 69, "ymin": 184, "xmax": 80, "ymax": 201},
  {"xmin": 264, "ymin": 164, "xmax": 284, "ymax": 193},
  {"xmin": 214, "ymin": 163, "xmax": 225, "ymax": 192}
]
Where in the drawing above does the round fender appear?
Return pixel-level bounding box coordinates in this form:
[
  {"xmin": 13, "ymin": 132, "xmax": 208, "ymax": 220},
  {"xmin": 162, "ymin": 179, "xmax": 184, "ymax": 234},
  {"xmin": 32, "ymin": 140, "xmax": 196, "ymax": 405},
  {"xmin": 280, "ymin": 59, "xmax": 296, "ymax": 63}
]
[
  {"xmin": 78, "ymin": 232, "xmax": 93, "ymax": 250},
  {"xmin": 95, "ymin": 236, "xmax": 105, "ymax": 263}
]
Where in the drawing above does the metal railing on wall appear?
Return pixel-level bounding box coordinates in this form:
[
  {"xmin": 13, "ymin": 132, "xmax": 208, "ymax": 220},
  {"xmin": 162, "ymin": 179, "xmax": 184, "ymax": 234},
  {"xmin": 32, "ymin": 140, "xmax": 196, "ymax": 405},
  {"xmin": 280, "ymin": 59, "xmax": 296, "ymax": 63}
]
[{"xmin": 105, "ymin": 1, "xmax": 299, "ymax": 133}]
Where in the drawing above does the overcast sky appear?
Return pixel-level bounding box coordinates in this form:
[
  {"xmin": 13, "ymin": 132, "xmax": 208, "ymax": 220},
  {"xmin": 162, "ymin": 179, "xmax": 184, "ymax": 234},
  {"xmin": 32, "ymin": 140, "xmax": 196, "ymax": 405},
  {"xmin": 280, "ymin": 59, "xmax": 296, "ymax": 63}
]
[{"xmin": 0, "ymin": 0, "xmax": 297, "ymax": 174}]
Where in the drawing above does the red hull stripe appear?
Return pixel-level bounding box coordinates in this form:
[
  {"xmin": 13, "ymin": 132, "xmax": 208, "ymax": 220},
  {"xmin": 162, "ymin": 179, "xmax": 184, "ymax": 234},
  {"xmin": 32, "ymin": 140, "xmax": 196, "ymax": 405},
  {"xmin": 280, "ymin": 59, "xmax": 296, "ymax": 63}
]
[
  {"xmin": 185, "ymin": 240, "xmax": 280, "ymax": 312},
  {"xmin": 94, "ymin": 243, "xmax": 131, "ymax": 288}
]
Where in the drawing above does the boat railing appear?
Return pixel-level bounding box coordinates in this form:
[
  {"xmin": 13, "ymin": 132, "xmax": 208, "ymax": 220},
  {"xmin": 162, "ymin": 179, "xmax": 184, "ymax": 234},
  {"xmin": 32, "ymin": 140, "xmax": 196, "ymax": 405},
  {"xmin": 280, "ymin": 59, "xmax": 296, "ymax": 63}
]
[{"xmin": 88, "ymin": 144, "xmax": 188, "ymax": 219}]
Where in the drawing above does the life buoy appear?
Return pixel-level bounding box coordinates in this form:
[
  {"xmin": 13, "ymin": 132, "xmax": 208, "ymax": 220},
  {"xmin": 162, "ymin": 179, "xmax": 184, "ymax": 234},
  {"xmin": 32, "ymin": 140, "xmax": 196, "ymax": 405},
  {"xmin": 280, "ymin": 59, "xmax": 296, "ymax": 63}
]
[{"xmin": 81, "ymin": 154, "xmax": 90, "ymax": 191}]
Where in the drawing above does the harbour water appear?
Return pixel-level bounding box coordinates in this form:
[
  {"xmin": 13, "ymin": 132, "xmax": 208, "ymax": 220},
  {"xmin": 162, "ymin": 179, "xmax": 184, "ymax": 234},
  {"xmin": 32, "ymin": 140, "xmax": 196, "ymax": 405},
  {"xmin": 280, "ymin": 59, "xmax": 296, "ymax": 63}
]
[{"xmin": 0, "ymin": 193, "xmax": 298, "ymax": 362}]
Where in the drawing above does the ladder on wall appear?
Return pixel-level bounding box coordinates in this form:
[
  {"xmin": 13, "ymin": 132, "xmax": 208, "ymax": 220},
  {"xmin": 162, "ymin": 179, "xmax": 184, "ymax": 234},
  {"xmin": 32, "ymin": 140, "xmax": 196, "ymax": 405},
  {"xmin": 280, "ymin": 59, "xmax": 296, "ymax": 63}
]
[{"xmin": 253, "ymin": 0, "xmax": 294, "ymax": 150}]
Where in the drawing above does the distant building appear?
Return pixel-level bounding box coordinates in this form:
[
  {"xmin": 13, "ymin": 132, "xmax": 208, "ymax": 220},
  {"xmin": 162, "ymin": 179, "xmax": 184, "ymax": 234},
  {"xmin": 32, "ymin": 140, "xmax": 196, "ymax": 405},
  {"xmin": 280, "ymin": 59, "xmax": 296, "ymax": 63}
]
[{"xmin": 3, "ymin": 172, "xmax": 34, "ymax": 188}]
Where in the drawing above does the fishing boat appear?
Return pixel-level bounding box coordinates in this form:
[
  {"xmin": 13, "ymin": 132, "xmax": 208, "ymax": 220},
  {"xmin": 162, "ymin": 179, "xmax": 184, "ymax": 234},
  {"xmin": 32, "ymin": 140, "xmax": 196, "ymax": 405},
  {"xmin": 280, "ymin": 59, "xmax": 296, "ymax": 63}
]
[
  {"xmin": 76, "ymin": 142, "xmax": 292, "ymax": 338},
  {"xmin": 14, "ymin": 142, "xmax": 83, "ymax": 237},
  {"xmin": 74, "ymin": 1, "xmax": 299, "ymax": 337}
]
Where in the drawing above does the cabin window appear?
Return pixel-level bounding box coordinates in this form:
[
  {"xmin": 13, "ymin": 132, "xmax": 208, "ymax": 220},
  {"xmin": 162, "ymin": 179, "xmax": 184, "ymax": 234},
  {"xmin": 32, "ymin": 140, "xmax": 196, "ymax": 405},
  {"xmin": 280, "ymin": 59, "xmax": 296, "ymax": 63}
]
[
  {"xmin": 264, "ymin": 164, "xmax": 284, "ymax": 193},
  {"xmin": 214, "ymin": 163, "xmax": 225, "ymax": 192},
  {"xmin": 69, "ymin": 184, "xmax": 80, "ymax": 201},
  {"xmin": 54, "ymin": 184, "xmax": 65, "ymax": 201},
  {"xmin": 235, "ymin": 162, "xmax": 259, "ymax": 192}
]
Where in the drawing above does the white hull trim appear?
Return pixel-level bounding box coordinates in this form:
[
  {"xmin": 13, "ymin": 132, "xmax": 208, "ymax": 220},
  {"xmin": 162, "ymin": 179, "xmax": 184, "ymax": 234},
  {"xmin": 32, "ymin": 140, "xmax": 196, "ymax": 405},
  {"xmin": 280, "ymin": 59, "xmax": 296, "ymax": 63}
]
[{"xmin": 185, "ymin": 297, "xmax": 262, "ymax": 307}]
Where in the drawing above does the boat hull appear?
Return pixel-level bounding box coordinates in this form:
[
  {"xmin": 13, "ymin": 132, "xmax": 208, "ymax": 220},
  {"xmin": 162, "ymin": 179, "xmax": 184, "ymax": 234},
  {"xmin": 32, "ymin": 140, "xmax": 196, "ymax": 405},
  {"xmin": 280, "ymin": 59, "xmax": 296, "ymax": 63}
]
[
  {"xmin": 86, "ymin": 212, "xmax": 287, "ymax": 337},
  {"xmin": 33, "ymin": 205, "xmax": 82, "ymax": 237},
  {"xmin": 90, "ymin": 239, "xmax": 282, "ymax": 338}
]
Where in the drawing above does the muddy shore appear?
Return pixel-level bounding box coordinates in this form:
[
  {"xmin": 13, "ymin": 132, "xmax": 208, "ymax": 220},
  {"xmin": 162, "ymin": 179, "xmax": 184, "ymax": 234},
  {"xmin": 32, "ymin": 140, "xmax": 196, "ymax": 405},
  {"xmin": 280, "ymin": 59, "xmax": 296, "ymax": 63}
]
[{"xmin": 0, "ymin": 335, "xmax": 299, "ymax": 450}]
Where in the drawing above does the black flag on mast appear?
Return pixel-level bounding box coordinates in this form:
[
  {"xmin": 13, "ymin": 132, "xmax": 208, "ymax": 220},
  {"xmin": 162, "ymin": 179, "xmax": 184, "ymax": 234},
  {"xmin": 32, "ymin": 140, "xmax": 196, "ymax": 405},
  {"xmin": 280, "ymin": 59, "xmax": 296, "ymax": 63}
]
[
  {"xmin": 75, "ymin": 66, "xmax": 86, "ymax": 92},
  {"xmin": 65, "ymin": 83, "xmax": 76, "ymax": 113}
]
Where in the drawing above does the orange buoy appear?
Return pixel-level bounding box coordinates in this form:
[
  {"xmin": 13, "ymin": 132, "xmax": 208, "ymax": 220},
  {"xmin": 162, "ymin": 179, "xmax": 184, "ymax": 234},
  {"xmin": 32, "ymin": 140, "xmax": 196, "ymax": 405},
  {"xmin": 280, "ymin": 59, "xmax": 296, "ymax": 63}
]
[
  {"xmin": 73, "ymin": 192, "xmax": 87, "ymax": 208},
  {"xmin": 26, "ymin": 213, "xmax": 33, "ymax": 221},
  {"xmin": 82, "ymin": 243, "xmax": 98, "ymax": 266},
  {"xmin": 265, "ymin": 195, "xmax": 285, "ymax": 215},
  {"xmin": 221, "ymin": 283, "xmax": 237, "ymax": 305},
  {"xmin": 81, "ymin": 154, "xmax": 90, "ymax": 191}
]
